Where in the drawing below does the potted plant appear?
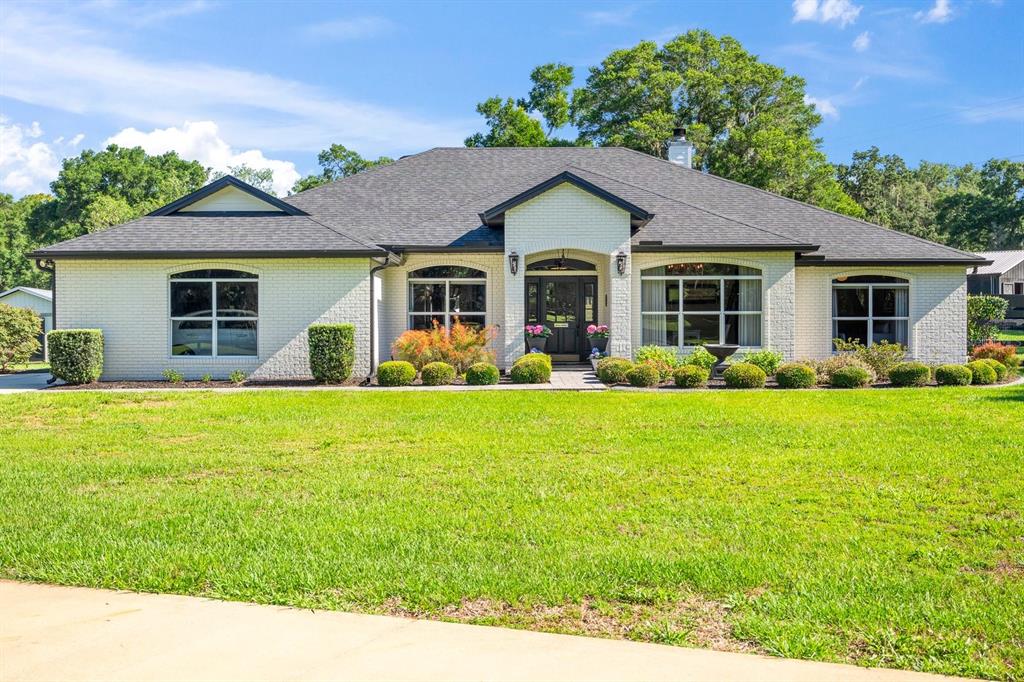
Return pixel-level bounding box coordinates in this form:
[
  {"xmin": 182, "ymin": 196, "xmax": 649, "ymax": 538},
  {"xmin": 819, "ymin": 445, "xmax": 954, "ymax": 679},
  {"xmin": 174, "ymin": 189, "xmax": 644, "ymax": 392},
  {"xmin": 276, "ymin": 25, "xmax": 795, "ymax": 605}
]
[
  {"xmin": 524, "ymin": 324, "xmax": 552, "ymax": 352},
  {"xmin": 586, "ymin": 324, "xmax": 610, "ymax": 353}
]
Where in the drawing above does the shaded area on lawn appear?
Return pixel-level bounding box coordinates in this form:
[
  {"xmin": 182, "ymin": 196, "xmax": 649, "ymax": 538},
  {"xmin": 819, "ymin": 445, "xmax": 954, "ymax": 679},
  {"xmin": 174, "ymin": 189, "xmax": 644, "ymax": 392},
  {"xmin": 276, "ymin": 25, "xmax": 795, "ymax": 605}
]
[{"xmin": 1, "ymin": 387, "xmax": 1022, "ymax": 680}]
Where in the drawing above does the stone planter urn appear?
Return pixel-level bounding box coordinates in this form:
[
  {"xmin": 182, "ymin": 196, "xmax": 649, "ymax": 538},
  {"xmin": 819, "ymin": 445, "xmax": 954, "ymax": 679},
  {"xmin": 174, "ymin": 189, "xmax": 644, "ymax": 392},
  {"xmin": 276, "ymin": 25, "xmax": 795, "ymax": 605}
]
[
  {"xmin": 705, "ymin": 343, "xmax": 740, "ymax": 379},
  {"xmin": 588, "ymin": 337, "xmax": 608, "ymax": 353},
  {"xmin": 527, "ymin": 336, "xmax": 548, "ymax": 353}
]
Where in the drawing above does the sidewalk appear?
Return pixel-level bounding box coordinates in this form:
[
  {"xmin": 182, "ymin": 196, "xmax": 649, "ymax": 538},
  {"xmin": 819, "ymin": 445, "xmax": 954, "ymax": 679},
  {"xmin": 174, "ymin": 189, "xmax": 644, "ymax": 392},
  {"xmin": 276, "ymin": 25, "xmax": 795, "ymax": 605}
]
[{"xmin": 1, "ymin": 581, "xmax": 969, "ymax": 682}]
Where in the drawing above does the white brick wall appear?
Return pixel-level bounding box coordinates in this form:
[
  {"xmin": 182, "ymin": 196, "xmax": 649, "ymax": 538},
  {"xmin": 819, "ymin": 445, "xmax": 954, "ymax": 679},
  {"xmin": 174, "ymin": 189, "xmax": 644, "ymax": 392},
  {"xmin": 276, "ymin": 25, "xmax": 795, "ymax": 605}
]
[
  {"xmin": 503, "ymin": 183, "xmax": 632, "ymax": 366},
  {"xmin": 794, "ymin": 265, "xmax": 968, "ymax": 364},
  {"xmin": 378, "ymin": 253, "xmax": 505, "ymax": 366},
  {"xmin": 630, "ymin": 251, "xmax": 797, "ymax": 358},
  {"xmin": 56, "ymin": 258, "xmax": 371, "ymax": 381}
]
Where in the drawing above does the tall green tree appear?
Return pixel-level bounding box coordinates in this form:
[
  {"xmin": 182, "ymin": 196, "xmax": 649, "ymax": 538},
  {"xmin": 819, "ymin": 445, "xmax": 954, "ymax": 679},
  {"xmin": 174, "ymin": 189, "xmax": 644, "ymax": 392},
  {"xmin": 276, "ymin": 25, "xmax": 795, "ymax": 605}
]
[
  {"xmin": 938, "ymin": 159, "xmax": 1024, "ymax": 250},
  {"xmin": 292, "ymin": 144, "xmax": 394, "ymax": 193},
  {"xmin": 1, "ymin": 193, "xmax": 53, "ymax": 290},
  {"xmin": 519, "ymin": 62, "xmax": 574, "ymax": 135},
  {"xmin": 465, "ymin": 97, "xmax": 548, "ymax": 148},
  {"xmin": 27, "ymin": 145, "xmax": 206, "ymax": 245},
  {"xmin": 212, "ymin": 164, "xmax": 276, "ymax": 194}
]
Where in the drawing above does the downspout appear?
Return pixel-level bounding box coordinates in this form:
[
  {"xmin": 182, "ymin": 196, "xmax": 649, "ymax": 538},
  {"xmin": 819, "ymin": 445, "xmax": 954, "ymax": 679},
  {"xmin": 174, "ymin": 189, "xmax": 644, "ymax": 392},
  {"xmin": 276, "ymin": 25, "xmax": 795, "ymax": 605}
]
[
  {"xmin": 365, "ymin": 251, "xmax": 405, "ymax": 384},
  {"xmin": 35, "ymin": 259, "xmax": 56, "ymax": 383}
]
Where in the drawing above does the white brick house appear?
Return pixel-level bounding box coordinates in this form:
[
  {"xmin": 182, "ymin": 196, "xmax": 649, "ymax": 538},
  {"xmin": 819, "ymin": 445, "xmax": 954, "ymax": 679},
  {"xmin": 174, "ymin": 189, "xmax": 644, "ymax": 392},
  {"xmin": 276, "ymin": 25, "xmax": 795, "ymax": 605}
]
[{"xmin": 31, "ymin": 145, "xmax": 989, "ymax": 381}]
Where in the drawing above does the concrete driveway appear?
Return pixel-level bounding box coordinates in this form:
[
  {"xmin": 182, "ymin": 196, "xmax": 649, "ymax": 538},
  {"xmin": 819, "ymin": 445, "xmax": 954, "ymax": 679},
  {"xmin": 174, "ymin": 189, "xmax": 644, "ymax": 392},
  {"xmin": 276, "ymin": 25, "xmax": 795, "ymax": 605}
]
[
  {"xmin": 0, "ymin": 371, "xmax": 53, "ymax": 393},
  {"xmin": 1, "ymin": 581, "xmax": 970, "ymax": 682}
]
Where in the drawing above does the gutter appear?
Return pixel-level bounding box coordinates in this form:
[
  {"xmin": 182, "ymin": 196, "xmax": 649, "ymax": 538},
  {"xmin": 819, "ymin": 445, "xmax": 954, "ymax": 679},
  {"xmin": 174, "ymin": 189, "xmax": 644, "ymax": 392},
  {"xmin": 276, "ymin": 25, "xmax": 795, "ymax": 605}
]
[
  {"xmin": 366, "ymin": 251, "xmax": 405, "ymax": 384},
  {"xmin": 34, "ymin": 259, "xmax": 56, "ymax": 383}
]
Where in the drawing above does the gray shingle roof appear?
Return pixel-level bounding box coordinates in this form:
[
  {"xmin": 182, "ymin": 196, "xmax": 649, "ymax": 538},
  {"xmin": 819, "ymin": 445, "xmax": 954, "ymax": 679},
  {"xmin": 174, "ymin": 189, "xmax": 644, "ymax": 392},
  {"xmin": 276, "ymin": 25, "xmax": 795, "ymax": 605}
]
[
  {"xmin": 971, "ymin": 250, "xmax": 1024, "ymax": 275},
  {"xmin": 32, "ymin": 147, "xmax": 986, "ymax": 265}
]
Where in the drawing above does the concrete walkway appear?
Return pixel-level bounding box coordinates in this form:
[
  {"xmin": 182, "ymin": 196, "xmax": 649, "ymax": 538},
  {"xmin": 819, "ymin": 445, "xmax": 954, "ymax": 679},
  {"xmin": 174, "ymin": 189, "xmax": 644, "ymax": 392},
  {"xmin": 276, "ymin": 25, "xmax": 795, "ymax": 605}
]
[
  {"xmin": 0, "ymin": 371, "xmax": 54, "ymax": 393},
  {"xmin": 1, "ymin": 581, "xmax": 968, "ymax": 682}
]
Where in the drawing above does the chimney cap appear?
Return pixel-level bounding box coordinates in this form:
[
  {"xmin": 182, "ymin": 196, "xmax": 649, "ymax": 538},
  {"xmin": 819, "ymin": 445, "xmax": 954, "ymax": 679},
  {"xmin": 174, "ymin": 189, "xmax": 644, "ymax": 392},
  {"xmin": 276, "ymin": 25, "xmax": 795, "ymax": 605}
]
[{"xmin": 672, "ymin": 126, "xmax": 686, "ymax": 138}]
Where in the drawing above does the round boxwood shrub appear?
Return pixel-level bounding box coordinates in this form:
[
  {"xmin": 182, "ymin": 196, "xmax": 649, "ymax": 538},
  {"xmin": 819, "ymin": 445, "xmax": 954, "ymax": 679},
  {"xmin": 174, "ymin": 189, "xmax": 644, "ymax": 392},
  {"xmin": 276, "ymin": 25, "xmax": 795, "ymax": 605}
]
[
  {"xmin": 596, "ymin": 357, "xmax": 633, "ymax": 384},
  {"xmin": 672, "ymin": 364, "xmax": 708, "ymax": 388},
  {"xmin": 831, "ymin": 365, "xmax": 872, "ymax": 388},
  {"xmin": 978, "ymin": 357, "xmax": 1008, "ymax": 382},
  {"xmin": 308, "ymin": 323, "xmax": 355, "ymax": 383},
  {"xmin": 377, "ymin": 360, "xmax": 416, "ymax": 386},
  {"xmin": 510, "ymin": 354, "xmax": 552, "ymax": 384},
  {"xmin": 420, "ymin": 361, "xmax": 456, "ymax": 386},
  {"xmin": 888, "ymin": 361, "xmax": 931, "ymax": 387},
  {"xmin": 723, "ymin": 362, "xmax": 766, "ymax": 389},
  {"xmin": 48, "ymin": 329, "xmax": 104, "ymax": 385},
  {"xmin": 966, "ymin": 360, "xmax": 997, "ymax": 385},
  {"xmin": 934, "ymin": 364, "xmax": 972, "ymax": 386},
  {"xmin": 626, "ymin": 363, "xmax": 661, "ymax": 387},
  {"xmin": 775, "ymin": 362, "xmax": 816, "ymax": 389},
  {"xmin": 465, "ymin": 362, "xmax": 499, "ymax": 385}
]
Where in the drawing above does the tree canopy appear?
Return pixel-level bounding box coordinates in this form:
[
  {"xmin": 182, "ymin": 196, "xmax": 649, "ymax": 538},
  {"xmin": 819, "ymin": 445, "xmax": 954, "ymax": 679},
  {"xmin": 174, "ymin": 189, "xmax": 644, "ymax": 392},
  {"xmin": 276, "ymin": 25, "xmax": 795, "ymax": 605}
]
[
  {"xmin": 212, "ymin": 165, "xmax": 276, "ymax": 194},
  {"xmin": 464, "ymin": 97, "xmax": 548, "ymax": 148},
  {"xmin": 292, "ymin": 144, "xmax": 394, "ymax": 193}
]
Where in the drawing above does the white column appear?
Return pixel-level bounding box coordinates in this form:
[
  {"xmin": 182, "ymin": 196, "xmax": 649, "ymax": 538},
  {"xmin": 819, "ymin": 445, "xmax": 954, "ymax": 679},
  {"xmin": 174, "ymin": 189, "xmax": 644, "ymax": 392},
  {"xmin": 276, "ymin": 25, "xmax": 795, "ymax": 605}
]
[
  {"xmin": 608, "ymin": 251, "xmax": 632, "ymax": 358},
  {"xmin": 503, "ymin": 250, "xmax": 524, "ymax": 368}
]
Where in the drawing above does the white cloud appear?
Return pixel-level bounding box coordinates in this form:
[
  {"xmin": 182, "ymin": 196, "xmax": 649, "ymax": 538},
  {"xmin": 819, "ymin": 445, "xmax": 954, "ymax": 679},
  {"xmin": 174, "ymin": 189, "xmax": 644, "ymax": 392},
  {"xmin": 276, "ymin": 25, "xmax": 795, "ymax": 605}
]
[
  {"xmin": 852, "ymin": 31, "xmax": 871, "ymax": 52},
  {"xmin": 956, "ymin": 98, "xmax": 1024, "ymax": 123},
  {"xmin": 0, "ymin": 4, "xmax": 472, "ymax": 157},
  {"xmin": 915, "ymin": 0, "xmax": 953, "ymax": 23},
  {"xmin": 792, "ymin": 0, "xmax": 862, "ymax": 27},
  {"xmin": 0, "ymin": 118, "xmax": 60, "ymax": 194},
  {"xmin": 805, "ymin": 96, "xmax": 840, "ymax": 119},
  {"xmin": 583, "ymin": 5, "xmax": 638, "ymax": 26},
  {"xmin": 69, "ymin": 133, "xmax": 85, "ymax": 146},
  {"xmin": 305, "ymin": 16, "xmax": 393, "ymax": 41},
  {"xmin": 106, "ymin": 121, "xmax": 301, "ymax": 196}
]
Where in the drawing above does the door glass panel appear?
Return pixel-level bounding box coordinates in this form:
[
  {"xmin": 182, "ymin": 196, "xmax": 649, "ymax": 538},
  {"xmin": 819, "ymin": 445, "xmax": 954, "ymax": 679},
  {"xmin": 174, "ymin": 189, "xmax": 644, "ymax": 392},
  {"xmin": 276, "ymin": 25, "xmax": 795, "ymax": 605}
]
[
  {"xmin": 683, "ymin": 314, "xmax": 719, "ymax": 345},
  {"xmin": 683, "ymin": 280, "xmax": 719, "ymax": 311},
  {"xmin": 526, "ymin": 281, "xmax": 539, "ymax": 323},
  {"xmin": 583, "ymin": 281, "xmax": 595, "ymax": 322},
  {"xmin": 544, "ymin": 281, "xmax": 578, "ymax": 325}
]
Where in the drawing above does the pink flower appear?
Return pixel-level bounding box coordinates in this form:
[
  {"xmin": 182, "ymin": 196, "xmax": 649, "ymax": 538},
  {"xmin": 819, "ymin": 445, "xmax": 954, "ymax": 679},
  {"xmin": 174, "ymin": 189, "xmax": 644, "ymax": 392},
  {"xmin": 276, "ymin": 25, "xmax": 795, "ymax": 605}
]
[{"xmin": 587, "ymin": 324, "xmax": 597, "ymax": 334}]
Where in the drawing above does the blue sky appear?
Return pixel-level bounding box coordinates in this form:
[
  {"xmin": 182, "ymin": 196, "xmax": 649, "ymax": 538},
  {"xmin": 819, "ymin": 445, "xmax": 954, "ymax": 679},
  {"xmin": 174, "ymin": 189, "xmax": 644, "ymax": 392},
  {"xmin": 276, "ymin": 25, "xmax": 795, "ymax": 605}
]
[{"xmin": 1, "ymin": 0, "xmax": 1022, "ymax": 196}]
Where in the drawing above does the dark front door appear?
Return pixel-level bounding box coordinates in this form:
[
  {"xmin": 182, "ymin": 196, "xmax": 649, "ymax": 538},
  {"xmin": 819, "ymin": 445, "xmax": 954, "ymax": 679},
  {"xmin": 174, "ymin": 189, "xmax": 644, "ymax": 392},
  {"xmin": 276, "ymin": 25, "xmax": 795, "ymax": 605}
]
[{"xmin": 525, "ymin": 276, "xmax": 598, "ymax": 361}]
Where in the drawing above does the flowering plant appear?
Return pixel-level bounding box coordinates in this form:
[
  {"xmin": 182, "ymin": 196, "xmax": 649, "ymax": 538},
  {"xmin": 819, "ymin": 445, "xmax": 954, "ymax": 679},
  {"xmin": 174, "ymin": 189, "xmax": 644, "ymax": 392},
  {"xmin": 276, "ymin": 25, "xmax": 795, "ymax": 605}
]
[
  {"xmin": 586, "ymin": 324, "xmax": 609, "ymax": 339},
  {"xmin": 524, "ymin": 324, "xmax": 552, "ymax": 338},
  {"xmin": 588, "ymin": 348, "xmax": 608, "ymax": 360}
]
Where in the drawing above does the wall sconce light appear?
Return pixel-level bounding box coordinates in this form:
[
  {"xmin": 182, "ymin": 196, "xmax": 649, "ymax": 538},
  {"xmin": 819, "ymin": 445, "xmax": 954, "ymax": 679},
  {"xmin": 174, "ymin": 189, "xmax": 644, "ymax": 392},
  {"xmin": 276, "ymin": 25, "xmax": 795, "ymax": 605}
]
[
  {"xmin": 508, "ymin": 251, "xmax": 519, "ymax": 275},
  {"xmin": 615, "ymin": 251, "xmax": 627, "ymax": 275}
]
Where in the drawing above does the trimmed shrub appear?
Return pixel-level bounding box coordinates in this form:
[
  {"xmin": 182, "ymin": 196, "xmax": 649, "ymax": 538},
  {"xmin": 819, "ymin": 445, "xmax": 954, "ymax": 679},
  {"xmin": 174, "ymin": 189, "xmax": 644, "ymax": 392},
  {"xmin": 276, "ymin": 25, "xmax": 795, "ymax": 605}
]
[
  {"xmin": 775, "ymin": 362, "xmax": 816, "ymax": 389},
  {"xmin": 465, "ymin": 362, "xmax": 500, "ymax": 385},
  {"xmin": 935, "ymin": 364, "xmax": 972, "ymax": 386},
  {"xmin": 742, "ymin": 349, "xmax": 783, "ymax": 376},
  {"xmin": 308, "ymin": 323, "xmax": 355, "ymax": 384},
  {"xmin": 634, "ymin": 345, "xmax": 678, "ymax": 380},
  {"xmin": 420, "ymin": 361, "xmax": 456, "ymax": 386},
  {"xmin": 967, "ymin": 294, "xmax": 1008, "ymax": 344},
  {"xmin": 831, "ymin": 365, "xmax": 872, "ymax": 388},
  {"xmin": 978, "ymin": 358, "xmax": 1007, "ymax": 382},
  {"xmin": 377, "ymin": 360, "xmax": 416, "ymax": 386},
  {"xmin": 672, "ymin": 364, "xmax": 708, "ymax": 388},
  {"xmin": 888, "ymin": 361, "xmax": 931, "ymax": 387},
  {"xmin": 723, "ymin": 362, "xmax": 766, "ymax": 389},
  {"xmin": 967, "ymin": 360, "xmax": 997, "ymax": 385},
  {"xmin": 810, "ymin": 355, "xmax": 876, "ymax": 386},
  {"xmin": 48, "ymin": 329, "xmax": 103, "ymax": 385},
  {"xmin": 681, "ymin": 346, "xmax": 717, "ymax": 371},
  {"xmin": 971, "ymin": 341, "xmax": 1016, "ymax": 365},
  {"xmin": 626, "ymin": 363, "xmax": 661, "ymax": 387},
  {"xmin": 509, "ymin": 354, "xmax": 551, "ymax": 384},
  {"xmin": 596, "ymin": 357, "xmax": 633, "ymax": 384},
  {"xmin": 162, "ymin": 369, "xmax": 184, "ymax": 384},
  {"xmin": 0, "ymin": 303, "xmax": 42, "ymax": 372}
]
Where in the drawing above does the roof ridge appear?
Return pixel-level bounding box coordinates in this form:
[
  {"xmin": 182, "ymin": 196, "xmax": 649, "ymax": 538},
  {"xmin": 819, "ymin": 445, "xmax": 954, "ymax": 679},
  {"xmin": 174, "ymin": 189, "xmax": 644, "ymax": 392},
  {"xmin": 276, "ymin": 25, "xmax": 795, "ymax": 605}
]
[
  {"xmin": 569, "ymin": 163, "xmax": 809, "ymax": 246},
  {"xmin": 614, "ymin": 147, "xmax": 985, "ymax": 262}
]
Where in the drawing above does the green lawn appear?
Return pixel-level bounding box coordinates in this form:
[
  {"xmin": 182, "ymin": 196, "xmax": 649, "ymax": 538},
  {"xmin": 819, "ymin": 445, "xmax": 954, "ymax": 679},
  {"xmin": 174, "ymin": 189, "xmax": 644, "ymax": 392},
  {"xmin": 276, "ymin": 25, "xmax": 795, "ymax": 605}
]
[
  {"xmin": 1, "ymin": 389, "xmax": 1022, "ymax": 679},
  {"xmin": 996, "ymin": 329, "xmax": 1024, "ymax": 352},
  {"xmin": 2, "ymin": 361, "xmax": 49, "ymax": 373}
]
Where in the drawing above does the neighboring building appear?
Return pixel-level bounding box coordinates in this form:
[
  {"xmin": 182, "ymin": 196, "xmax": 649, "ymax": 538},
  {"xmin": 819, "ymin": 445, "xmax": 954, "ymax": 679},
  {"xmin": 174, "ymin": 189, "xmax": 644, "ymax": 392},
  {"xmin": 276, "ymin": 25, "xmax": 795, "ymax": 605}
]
[
  {"xmin": 968, "ymin": 250, "xmax": 1024, "ymax": 320},
  {"xmin": 30, "ymin": 139, "xmax": 988, "ymax": 381},
  {"xmin": 0, "ymin": 286, "xmax": 53, "ymax": 360}
]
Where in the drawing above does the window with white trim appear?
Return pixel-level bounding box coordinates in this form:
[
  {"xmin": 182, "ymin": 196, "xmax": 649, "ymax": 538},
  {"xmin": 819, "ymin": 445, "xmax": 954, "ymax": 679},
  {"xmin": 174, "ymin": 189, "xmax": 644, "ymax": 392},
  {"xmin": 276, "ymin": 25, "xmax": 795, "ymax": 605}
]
[
  {"xmin": 832, "ymin": 275, "xmax": 909, "ymax": 348},
  {"xmin": 640, "ymin": 263, "xmax": 763, "ymax": 347},
  {"xmin": 408, "ymin": 266, "xmax": 486, "ymax": 330},
  {"xmin": 169, "ymin": 269, "xmax": 258, "ymax": 357}
]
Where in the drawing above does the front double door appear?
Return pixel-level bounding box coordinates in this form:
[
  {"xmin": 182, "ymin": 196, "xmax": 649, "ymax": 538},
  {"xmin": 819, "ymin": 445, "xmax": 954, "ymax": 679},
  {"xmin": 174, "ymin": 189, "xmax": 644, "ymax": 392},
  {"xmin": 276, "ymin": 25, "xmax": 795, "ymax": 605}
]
[{"xmin": 525, "ymin": 276, "xmax": 598, "ymax": 361}]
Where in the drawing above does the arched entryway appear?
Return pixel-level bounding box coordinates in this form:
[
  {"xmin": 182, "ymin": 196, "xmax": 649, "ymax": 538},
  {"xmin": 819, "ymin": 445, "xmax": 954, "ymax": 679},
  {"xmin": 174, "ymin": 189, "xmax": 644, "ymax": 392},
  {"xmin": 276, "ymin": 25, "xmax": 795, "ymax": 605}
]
[{"xmin": 524, "ymin": 252, "xmax": 600, "ymax": 361}]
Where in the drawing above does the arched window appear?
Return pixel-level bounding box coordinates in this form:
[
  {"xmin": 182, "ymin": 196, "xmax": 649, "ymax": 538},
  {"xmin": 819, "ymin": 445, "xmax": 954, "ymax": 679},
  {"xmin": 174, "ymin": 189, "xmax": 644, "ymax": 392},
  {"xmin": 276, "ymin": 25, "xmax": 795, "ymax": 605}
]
[
  {"xmin": 169, "ymin": 269, "xmax": 258, "ymax": 356},
  {"xmin": 832, "ymin": 275, "xmax": 909, "ymax": 347},
  {"xmin": 408, "ymin": 266, "xmax": 486, "ymax": 330},
  {"xmin": 640, "ymin": 263, "xmax": 762, "ymax": 347}
]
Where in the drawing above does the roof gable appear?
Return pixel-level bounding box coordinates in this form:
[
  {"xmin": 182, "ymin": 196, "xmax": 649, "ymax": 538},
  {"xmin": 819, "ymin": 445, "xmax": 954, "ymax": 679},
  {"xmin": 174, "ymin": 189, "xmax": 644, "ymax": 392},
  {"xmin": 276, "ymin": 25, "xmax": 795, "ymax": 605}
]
[
  {"xmin": 0, "ymin": 286, "xmax": 52, "ymax": 302},
  {"xmin": 479, "ymin": 171, "xmax": 654, "ymax": 228},
  {"xmin": 149, "ymin": 176, "xmax": 306, "ymax": 216}
]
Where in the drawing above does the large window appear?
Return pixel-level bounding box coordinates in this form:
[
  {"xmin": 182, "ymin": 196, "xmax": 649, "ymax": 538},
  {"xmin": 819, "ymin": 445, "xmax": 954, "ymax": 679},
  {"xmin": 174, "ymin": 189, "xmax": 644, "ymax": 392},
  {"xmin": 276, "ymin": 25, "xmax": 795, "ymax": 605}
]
[
  {"xmin": 641, "ymin": 263, "xmax": 762, "ymax": 347},
  {"xmin": 408, "ymin": 266, "xmax": 486, "ymax": 330},
  {"xmin": 170, "ymin": 269, "xmax": 258, "ymax": 356},
  {"xmin": 832, "ymin": 275, "xmax": 908, "ymax": 347}
]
